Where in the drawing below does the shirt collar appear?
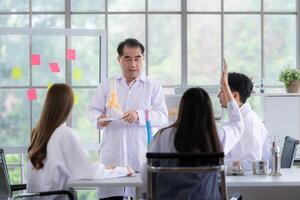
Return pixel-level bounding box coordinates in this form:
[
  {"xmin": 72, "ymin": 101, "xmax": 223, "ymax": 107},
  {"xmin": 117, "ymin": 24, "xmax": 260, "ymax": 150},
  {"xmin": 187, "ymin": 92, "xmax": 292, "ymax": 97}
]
[
  {"xmin": 115, "ymin": 75, "xmax": 123, "ymax": 80},
  {"xmin": 58, "ymin": 122, "xmax": 67, "ymax": 129},
  {"xmin": 115, "ymin": 73, "xmax": 146, "ymax": 83},
  {"xmin": 240, "ymin": 102, "xmax": 251, "ymax": 115},
  {"xmin": 139, "ymin": 73, "xmax": 146, "ymax": 82}
]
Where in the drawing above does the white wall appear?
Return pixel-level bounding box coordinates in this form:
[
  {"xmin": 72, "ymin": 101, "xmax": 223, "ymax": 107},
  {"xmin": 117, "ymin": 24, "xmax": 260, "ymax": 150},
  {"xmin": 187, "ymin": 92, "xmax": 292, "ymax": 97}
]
[{"xmin": 264, "ymin": 94, "xmax": 300, "ymax": 147}]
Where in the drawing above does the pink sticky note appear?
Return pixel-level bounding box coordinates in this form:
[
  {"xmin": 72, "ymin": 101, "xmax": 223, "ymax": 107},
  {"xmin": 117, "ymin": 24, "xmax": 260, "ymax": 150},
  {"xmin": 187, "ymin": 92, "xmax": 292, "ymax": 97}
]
[
  {"xmin": 49, "ymin": 62, "xmax": 60, "ymax": 73},
  {"xmin": 27, "ymin": 88, "xmax": 37, "ymax": 101},
  {"xmin": 67, "ymin": 49, "xmax": 76, "ymax": 60},
  {"xmin": 31, "ymin": 54, "xmax": 40, "ymax": 65}
]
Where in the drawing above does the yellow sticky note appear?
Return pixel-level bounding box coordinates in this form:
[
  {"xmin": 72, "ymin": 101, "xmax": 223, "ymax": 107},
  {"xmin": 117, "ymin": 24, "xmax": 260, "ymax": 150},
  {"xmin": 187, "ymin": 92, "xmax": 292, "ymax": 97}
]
[
  {"xmin": 47, "ymin": 83, "xmax": 53, "ymax": 89},
  {"xmin": 73, "ymin": 67, "xmax": 82, "ymax": 81},
  {"xmin": 74, "ymin": 93, "xmax": 79, "ymax": 105},
  {"xmin": 12, "ymin": 67, "xmax": 22, "ymax": 80}
]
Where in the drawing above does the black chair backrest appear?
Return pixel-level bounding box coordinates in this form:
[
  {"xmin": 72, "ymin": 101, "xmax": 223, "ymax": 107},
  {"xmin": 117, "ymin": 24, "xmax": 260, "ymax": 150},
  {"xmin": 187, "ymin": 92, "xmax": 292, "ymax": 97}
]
[
  {"xmin": 0, "ymin": 149, "xmax": 12, "ymax": 199},
  {"xmin": 146, "ymin": 152, "xmax": 226, "ymax": 200},
  {"xmin": 147, "ymin": 152, "xmax": 224, "ymax": 162},
  {"xmin": 281, "ymin": 136, "xmax": 299, "ymax": 168}
]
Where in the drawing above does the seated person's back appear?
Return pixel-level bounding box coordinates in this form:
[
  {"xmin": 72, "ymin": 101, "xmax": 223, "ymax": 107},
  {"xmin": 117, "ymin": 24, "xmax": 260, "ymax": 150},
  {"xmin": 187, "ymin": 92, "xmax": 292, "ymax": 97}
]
[
  {"xmin": 150, "ymin": 127, "xmax": 221, "ymax": 200},
  {"xmin": 145, "ymin": 64, "xmax": 242, "ymax": 200},
  {"xmin": 27, "ymin": 84, "xmax": 131, "ymax": 200},
  {"xmin": 142, "ymin": 63, "xmax": 243, "ymax": 200},
  {"xmin": 27, "ymin": 125, "xmax": 96, "ymax": 194}
]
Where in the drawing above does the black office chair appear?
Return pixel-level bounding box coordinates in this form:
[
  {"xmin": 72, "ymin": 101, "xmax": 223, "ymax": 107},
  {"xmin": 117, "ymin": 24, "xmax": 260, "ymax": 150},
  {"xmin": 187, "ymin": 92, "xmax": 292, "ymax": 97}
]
[
  {"xmin": 281, "ymin": 136, "xmax": 300, "ymax": 168},
  {"xmin": 0, "ymin": 148, "xmax": 74, "ymax": 200},
  {"xmin": 146, "ymin": 152, "xmax": 241, "ymax": 200}
]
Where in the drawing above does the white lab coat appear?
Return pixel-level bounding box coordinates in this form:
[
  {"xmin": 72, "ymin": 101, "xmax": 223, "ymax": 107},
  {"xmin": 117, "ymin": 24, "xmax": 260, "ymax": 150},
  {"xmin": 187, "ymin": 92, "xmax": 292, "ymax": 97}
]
[
  {"xmin": 217, "ymin": 100, "xmax": 245, "ymax": 155},
  {"xmin": 26, "ymin": 124, "xmax": 129, "ymax": 200},
  {"xmin": 225, "ymin": 102, "xmax": 269, "ymax": 170},
  {"xmin": 87, "ymin": 74, "xmax": 168, "ymax": 198}
]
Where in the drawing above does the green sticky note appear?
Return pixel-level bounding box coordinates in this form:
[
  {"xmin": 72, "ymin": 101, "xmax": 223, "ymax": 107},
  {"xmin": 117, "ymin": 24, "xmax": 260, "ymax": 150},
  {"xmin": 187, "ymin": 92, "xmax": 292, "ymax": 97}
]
[
  {"xmin": 74, "ymin": 93, "xmax": 79, "ymax": 105},
  {"xmin": 47, "ymin": 83, "xmax": 53, "ymax": 89},
  {"xmin": 73, "ymin": 67, "xmax": 82, "ymax": 81},
  {"xmin": 12, "ymin": 67, "xmax": 22, "ymax": 80}
]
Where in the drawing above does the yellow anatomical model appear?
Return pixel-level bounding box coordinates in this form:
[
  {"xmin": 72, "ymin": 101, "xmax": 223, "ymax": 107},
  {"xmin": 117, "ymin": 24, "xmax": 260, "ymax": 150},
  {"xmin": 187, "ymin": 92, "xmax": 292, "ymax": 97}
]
[
  {"xmin": 107, "ymin": 80, "xmax": 123, "ymax": 116},
  {"xmin": 107, "ymin": 90, "xmax": 121, "ymax": 111}
]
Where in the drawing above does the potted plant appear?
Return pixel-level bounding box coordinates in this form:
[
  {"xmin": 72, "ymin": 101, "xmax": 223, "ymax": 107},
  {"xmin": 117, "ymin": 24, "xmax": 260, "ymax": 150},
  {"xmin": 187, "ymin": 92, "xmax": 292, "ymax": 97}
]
[{"xmin": 279, "ymin": 68, "xmax": 300, "ymax": 93}]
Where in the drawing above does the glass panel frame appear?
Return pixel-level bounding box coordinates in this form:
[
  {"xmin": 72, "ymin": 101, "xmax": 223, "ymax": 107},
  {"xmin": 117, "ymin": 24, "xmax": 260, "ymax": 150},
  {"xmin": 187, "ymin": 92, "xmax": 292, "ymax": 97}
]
[
  {"xmin": 71, "ymin": 0, "xmax": 105, "ymax": 12},
  {"xmin": 108, "ymin": 0, "xmax": 145, "ymax": 12},
  {"xmin": 187, "ymin": 0, "xmax": 220, "ymax": 12},
  {"xmin": 224, "ymin": 14, "xmax": 261, "ymax": 83},
  {"xmin": 148, "ymin": 0, "xmax": 181, "ymax": 11},
  {"xmin": 264, "ymin": 15, "xmax": 297, "ymax": 86},
  {"xmin": 187, "ymin": 14, "xmax": 221, "ymax": 85},
  {"xmin": 107, "ymin": 14, "xmax": 145, "ymax": 77},
  {"xmin": 264, "ymin": 0, "xmax": 297, "ymax": 12},
  {"xmin": 0, "ymin": 1, "xmax": 298, "ymax": 199},
  {"xmin": 224, "ymin": 0, "xmax": 260, "ymax": 12},
  {"xmin": 148, "ymin": 14, "xmax": 181, "ymax": 86},
  {"xmin": 0, "ymin": 28, "xmax": 106, "ymax": 148},
  {"xmin": 0, "ymin": 0, "xmax": 29, "ymax": 12}
]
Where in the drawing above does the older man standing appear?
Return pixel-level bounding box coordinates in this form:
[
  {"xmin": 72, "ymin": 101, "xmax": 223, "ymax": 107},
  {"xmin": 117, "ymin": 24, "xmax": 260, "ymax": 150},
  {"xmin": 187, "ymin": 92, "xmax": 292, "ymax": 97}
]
[{"xmin": 88, "ymin": 38, "xmax": 168, "ymax": 200}]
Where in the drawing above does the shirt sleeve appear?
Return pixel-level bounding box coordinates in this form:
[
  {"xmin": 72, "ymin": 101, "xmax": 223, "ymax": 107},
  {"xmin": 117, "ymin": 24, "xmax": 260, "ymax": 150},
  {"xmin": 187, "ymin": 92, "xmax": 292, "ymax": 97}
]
[
  {"xmin": 148, "ymin": 134, "xmax": 162, "ymax": 152},
  {"xmin": 94, "ymin": 165, "xmax": 129, "ymax": 179},
  {"xmin": 87, "ymin": 82, "xmax": 108, "ymax": 130},
  {"xmin": 140, "ymin": 133, "xmax": 162, "ymax": 189},
  {"xmin": 218, "ymin": 100, "xmax": 244, "ymax": 155},
  {"xmin": 61, "ymin": 129, "xmax": 129, "ymax": 180},
  {"xmin": 60, "ymin": 129, "xmax": 98, "ymax": 180},
  {"xmin": 136, "ymin": 82, "xmax": 168, "ymax": 127}
]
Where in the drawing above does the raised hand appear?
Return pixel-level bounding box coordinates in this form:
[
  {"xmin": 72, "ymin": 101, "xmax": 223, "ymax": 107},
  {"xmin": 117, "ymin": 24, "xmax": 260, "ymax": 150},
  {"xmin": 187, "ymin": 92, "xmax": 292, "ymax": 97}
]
[
  {"xmin": 221, "ymin": 58, "xmax": 228, "ymax": 88},
  {"xmin": 221, "ymin": 58, "xmax": 234, "ymax": 102}
]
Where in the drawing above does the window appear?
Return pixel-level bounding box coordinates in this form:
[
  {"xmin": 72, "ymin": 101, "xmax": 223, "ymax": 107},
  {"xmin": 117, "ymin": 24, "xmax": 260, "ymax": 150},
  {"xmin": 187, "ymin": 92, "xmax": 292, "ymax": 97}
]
[
  {"xmin": 0, "ymin": 29, "xmax": 104, "ymax": 148},
  {"xmin": 187, "ymin": 0, "xmax": 297, "ymax": 117},
  {"xmin": 0, "ymin": 1, "xmax": 298, "ymax": 199},
  {"xmin": 0, "ymin": 0, "xmax": 297, "ymax": 148}
]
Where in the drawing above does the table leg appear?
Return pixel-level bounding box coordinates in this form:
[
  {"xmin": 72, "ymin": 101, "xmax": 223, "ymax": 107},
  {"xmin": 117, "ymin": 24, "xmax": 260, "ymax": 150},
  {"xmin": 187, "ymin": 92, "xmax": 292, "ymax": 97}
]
[{"xmin": 133, "ymin": 187, "xmax": 139, "ymax": 200}]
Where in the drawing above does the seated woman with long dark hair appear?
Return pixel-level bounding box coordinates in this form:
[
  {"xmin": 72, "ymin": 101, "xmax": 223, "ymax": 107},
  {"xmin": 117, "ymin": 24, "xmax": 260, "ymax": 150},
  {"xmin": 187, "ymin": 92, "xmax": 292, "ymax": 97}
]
[
  {"xmin": 144, "ymin": 62, "xmax": 244, "ymax": 199},
  {"xmin": 27, "ymin": 84, "xmax": 132, "ymax": 200}
]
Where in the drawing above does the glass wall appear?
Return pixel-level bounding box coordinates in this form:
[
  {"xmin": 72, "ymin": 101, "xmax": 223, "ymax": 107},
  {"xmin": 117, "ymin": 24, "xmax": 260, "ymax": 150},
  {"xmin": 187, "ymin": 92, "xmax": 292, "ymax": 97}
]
[{"xmin": 0, "ymin": 1, "xmax": 298, "ymax": 198}]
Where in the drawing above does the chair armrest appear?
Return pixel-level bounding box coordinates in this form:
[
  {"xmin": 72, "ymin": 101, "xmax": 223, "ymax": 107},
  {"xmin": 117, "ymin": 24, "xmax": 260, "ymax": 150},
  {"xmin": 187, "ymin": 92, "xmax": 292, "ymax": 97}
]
[
  {"xmin": 230, "ymin": 193, "xmax": 242, "ymax": 200},
  {"xmin": 11, "ymin": 184, "xmax": 27, "ymax": 191},
  {"xmin": 40, "ymin": 190, "xmax": 74, "ymax": 199},
  {"xmin": 14, "ymin": 190, "xmax": 74, "ymax": 200}
]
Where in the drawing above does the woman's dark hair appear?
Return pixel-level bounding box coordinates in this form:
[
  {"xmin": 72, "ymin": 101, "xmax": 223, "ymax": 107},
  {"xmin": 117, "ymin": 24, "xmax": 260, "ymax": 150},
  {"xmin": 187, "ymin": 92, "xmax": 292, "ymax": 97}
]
[{"xmin": 159, "ymin": 87, "xmax": 221, "ymax": 153}]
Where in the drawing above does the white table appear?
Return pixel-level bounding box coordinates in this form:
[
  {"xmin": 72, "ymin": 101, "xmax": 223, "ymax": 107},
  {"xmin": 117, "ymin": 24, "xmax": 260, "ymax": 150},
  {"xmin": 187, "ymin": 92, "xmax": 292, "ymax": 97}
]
[
  {"xmin": 68, "ymin": 169, "xmax": 300, "ymax": 200},
  {"xmin": 67, "ymin": 174, "xmax": 143, "ymax": 200},
  {"xmin": 226, "ymin": 168, "xmax": 300, "ymax": 200}
]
